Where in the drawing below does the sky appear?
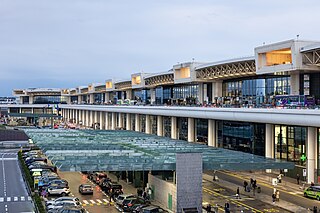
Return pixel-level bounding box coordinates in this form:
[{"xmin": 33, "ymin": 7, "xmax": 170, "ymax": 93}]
[{"xmin": 0, "ymin": 0, "xmax": 320, "ymax": 96}]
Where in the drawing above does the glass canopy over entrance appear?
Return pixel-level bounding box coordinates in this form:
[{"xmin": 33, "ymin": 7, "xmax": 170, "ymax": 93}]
[{"xmin": 25, "ymin": 129, "xmax": 294, "ymax": 172}]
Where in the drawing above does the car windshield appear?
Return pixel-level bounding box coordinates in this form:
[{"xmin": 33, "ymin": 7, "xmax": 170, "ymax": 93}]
[{"xmin": 83, "ymin": 185, "xmax": 92, "ymax": 188}]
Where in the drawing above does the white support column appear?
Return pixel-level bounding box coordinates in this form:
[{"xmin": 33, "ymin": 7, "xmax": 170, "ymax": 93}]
[
  {"xmin": 198, "ymin": 83, "xmax": 204, "ymax": 104},
  {"xmin": 94, "ymin": 111, "xmax": 98, "ymax": 128},
  {"xmin": 118, "ymin": 113, "xmax": 123, "ymax": 129},
  {"xmin": 171, "ymin": 117, "xmax": 177, "ymax": 139},
  {"xmin": 188, "ymin": 118, "xmax": 195, "ymax": 142},
  {"xmin": 86, "ymin": 110, "xmax": 89, "ymax": 127},
  {"xmin": 290, "ymin": 73, "xmax": 300, "ymax": 95},
  {"xmin": 90, "ymin": 111, "xmax": 94, "ymax": 128},
  {"xmin": 208, "ymin": 119, "xmax": 216, "ymax": 147},
  {"xmin": 135, "ymin": 114, "xmax": 140, "ymax": 132},
  {"xmin": 99, "ymin": 112, "xmax": 104, "ymax": 130},
  {"xmin": 105, "ymin": 112, "xmax": 109, "ymax": 130},
  {"xmin": 265, "ymin": 123, "xmax": 275, "ymax": 173},
  {"xmin": 111, "ymin": 112, "xmax": 116, "ymax": 130},
  {"xmin": 265, "ymin": 124, "xmax": 275, "ymax": 159},
  {"xmin": 145, "ymin": 115, "xmax": 151, "ymax": 134},
  {"xmin": 157, "ymin": 116, "xmax": 163, "ymax": 137},
  {"xmin": 307, "ymin": 127, "xmax": 317, "ymax": 184},
  {"xmin": 82, "ymin": 110, "xmax": 85, "ymax": 126},
  {"xmin": 73, "ymin": 109, "xmax": 76, "ymax": 123},
  {"xmin": 212, "ymin": 81, "xmax": 223, "ymax": 103},
  {"xmin": 126, "ymin": 113, "xmax": 131, "ymax": 131}
]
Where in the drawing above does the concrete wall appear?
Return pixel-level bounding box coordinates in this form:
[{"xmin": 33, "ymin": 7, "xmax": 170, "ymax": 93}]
[{"xmin": 148, "ymin": 173, "xmax": 177, "ymax": 212}]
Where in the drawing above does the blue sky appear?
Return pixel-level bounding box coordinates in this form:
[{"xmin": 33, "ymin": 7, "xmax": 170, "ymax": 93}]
[{"xmin": 1, "ymin": 0, "xmax": 320, "ymax": 96}]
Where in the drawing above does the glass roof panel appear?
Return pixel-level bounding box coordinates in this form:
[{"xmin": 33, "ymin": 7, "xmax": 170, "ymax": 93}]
[{"xmin": 24, "ymin": 129, "xmax": 294, "ymax": 172}]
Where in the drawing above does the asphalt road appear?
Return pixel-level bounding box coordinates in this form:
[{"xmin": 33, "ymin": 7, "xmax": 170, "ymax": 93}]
[
  {"xmin": 214, "ymin": 171, "xmax": 318, "ymax": 212},
  {"xmin": 0, "ymin": 149, "xmax": 34, "ymax": 213}
]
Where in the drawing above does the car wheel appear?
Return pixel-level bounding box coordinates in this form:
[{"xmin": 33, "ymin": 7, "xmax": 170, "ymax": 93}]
[{"xmin": 61, "ymin": 192, "xmax": 66, "ymax": 196}]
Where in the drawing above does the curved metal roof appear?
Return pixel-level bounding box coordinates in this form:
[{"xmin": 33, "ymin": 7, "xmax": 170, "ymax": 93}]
[
  {"xmin": 195, "ymin": 56, "xmax": 254, "ymax": 70},
  {"xmin": 25, "ymin": 129, "xmax": 293, "ymax": 172}
]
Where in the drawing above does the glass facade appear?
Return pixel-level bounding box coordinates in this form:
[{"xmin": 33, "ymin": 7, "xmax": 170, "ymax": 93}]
[
  {"xmin": 150, "ymin": 115, "xmax": 157, "ymax": 135},
  {"xmin": 178, "ymin": 117, "xmax": 188, "ymax": 141},
  {"xmin": 173, "ymin": 84, "xmax": 198, "ymax": 105},
  {"xmin": 163, "ymin": 116, "xmax": 171, "ymax": 138},
  {"xmin": 274, "ymin": 125, "xmax": 306, "ymax": 165},
  {"xmin": 196, "ymin": 119, "xmax": 208, "ymax": 144},
  {"xmin": 33, "ymin": 95, "xmax": 67, "ymax": 104},
  {"xmin": 22, "ymin": 96, "xmax": 29, "ymax": 104},
  {"xmin": 155, "ymin": 87, "xmax": 172, "ymax": 105},
  {"xmin": 217, "ymin": 121, "xmax": 265, "ymax": 156},
  {"xmin": 71, "ymin": 96, "xmax": 78, "ymax": 104},
  {"xmin": 94, "ymin": 93, "xmax": 104, "ymax": 104},
  {"xmin": 140, "ymin": 115, "xmax": 146, "ymax": 132},
  {"xmin": 223, "ymin": 76, "xmax": 290, "ymax": 105}
]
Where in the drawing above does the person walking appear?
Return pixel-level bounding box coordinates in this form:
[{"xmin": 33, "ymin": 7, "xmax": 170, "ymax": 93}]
[
  {"xmin": 243, "ymin": 181, "xmax": 248, "ymax": 192},
  {"xmin": 224, "ymin": 202, "xmax": 230, "ymax": 213},
  {"xmin": 236, "ymin": 187, "xmax": 240, "ymax": 199},
  {"xmin": 297, "ymin": 174, "xmax": 300, "ymax": 185},
  {"xmin": 272, "ymin": 193, "xmax": 276, "ymax": 204},
  {"xmin": 250, "ymin": 178, "xmax": 254, "ymax": 187},
  {"xmin": 313, "ymin": 206, "xmax": 317, "ymax": 213},
  {"xmin": 276, "ymin": 190, "xmax": 280, "ymax": 202}
]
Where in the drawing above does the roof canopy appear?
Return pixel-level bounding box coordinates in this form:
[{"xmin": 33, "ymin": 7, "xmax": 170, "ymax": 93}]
[{"xmin": 24, "ymin": 129, "xmax": 294, "ymax": 172}]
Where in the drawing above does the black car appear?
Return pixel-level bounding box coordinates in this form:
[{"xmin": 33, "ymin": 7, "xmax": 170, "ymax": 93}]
[
  {"xmin": 122, "ymin": 197, "xmax": 149, "ymax": 212},
  {"xmin": 140, "ymin": 205, "xmax": 169, "ymax": 213},
  {"xmin": 102, "ymin": 181, "xmax": 123, "ymax": 194}
]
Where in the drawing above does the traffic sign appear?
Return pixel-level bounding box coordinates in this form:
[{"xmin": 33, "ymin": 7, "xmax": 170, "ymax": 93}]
[
  {"xmin": 303, "ymin": 169, "xmax": 307, "ymax": 177},
  {"xmin": 300, "ymin": 154, "xmax": 307, "ymax": 162}
]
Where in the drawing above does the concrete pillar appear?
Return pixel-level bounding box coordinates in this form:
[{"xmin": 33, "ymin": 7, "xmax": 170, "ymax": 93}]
[
  {"xmin": 171, "ymin": 117, "xmax": 177, "ymax": 139},
  {"xmin": 29, "ymin": 96, "xmax": 34, "ymax": 104},
  {"xmin": 111, "ymin": 112, "xmax": 116, "ymax": 130},
  {"xmin": 265, "ymin": 124, "xmax": 275, "ymax": 159},
  {"xmin": 208, "ymin": 119, "xmax": 216, "ymax": 147},
  {"xmin": 105, "ymin": 112, "xmax": 109, "ymax": 130},
  {"xmin": 145, "ymin": 115, "xmax": 151, "ymax": 134},
  {"xmin": 290, "ymin": 73, "xmax": 300, "ymax": 95},
  {"xmin": 212, "ymin": 81, "xmax": 223, "ymax": 102},
  {"xmin": 135, "ymin": 114, "xmax": 140, "ymax": 132},
  {"xmin": 127, "ymin": 90, "xmax": 132, "ymax": 100},
  {"xmin": 157, "ymin": 116, "xmax": 163, "ymax": 137},
  {"xmin": 188, "ymin": 118, "xmax": 195, "ymax": 142},
  {"xmin": 198, "ymin": 83, "xmax": 204, "ymax": 104},
  {"xmin": 82, "ymin": 110, "xmax": 85, "ymax": 126},
  {"xmin": 86, "ymin": 110, "xmax": 89, "ymax": 127},
  {"xmin": 94, "ymin": 111, "xmax": 98, "ymax": 128},
  {"xmin": 307, "ymin": 127, "xmax": 317, "ymax": 183},
  {"xmin": 99, "ymin": 112, "xmax": 104, "ymax": 130},
  {"xmin": 126, "ymin": 113, "xmax": 131, "ymax": 130},
  {"xmin": 118, "ymin": 113, "xmax": 123, "ymax": 129}
]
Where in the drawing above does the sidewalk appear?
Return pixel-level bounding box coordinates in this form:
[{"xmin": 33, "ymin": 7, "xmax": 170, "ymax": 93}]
[{"xmin": 203, "ymin": 171, "xmax": 308, "ymax": 213}]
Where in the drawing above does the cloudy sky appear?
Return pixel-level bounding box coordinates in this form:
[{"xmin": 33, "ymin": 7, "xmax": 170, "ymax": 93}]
[{"xmin": 0, "ymin": 0, "xmax": 319, "ymax": 96}]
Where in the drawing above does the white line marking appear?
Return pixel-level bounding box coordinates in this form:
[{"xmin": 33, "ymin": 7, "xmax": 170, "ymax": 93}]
[
  {"xmin": 103, "ymin": 199, "xmax": 109, "ymax": 203},
  {"xmin": 27, "ymin": 196, "xmax": 32, "ymax": 201},
  {"xmin": 6, "ymin": 197, "xmax": 11, "ymax": 202},
  {"xmin": 21, "ymin": 196, "xmax": 25, "ymax": 201},
  {"xmin": 97, "ymin": 199, "xmax": 103, "ymax": 203},
  {"xmin": 14, "ymin": 197, "xmax": 18, "ymax": 201},
  {"xmin": 90, "ymin": 200, "xmax": 96, "ymax": 204},
  {"xmin": 82, "ymin": 200, "xmax": 89, "ymax": 204},
  {"xmin": 0, "ymin": 197, "xmax": 3, "ymax": 202}
]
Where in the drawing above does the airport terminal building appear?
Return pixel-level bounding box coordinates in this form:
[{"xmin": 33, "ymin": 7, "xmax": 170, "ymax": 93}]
[{"xmin": 5, "ymin": 39, "xmax": 320, "ymax": 183}]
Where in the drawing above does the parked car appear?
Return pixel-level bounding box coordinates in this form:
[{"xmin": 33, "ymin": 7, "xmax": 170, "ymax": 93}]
[
  {"xmin": 122, "ymin": 197, "xmax": 149, "ymax": 212},
  {"xmin": 49, "ymin": 179, "xmax": 69, "ymax": 187},
  {"xmin": 91, "ymin": 172, "xmax": 108, "ymax": 184},
  {"xmin": 46, "ymin": 200, "xmax": 81, "ymax": 211},
  {"xmin": 47, "ymin": 186, "xmax": 71, "ymax": 196},
  {"xmin": 101, "ymin": 181, "xmax": 123, "ymax": 195},
  {"xmin": 304, "ymin": 186, "xmax": 320, "ymax": 200},
  {"xmin": 46, "ymin": 197, "xmax": 80, "ymax": 206},
  {"xmin": 56, "ymin": 206, "xmax": 88, "ymax": 213},
  {"xmin": 78, "ymin": 184, "xmax": 93, "ymax": 195},
  {"xmin": 140, "ymin": 205, "xmax": 169, "ymax": 213},
  {"xmin": 115, "ymin": 194, "xmax": 136, "ymax": 207}
]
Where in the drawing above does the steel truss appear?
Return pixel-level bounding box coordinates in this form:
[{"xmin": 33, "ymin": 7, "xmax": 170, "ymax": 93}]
[
  {"xmin": 196, "ymin": 60, "xmax": 256, "ymax": 80},
  {"xmin": 302, "ymin": 49, "xmax": 320, "ymax": 66},
  {"xmin": 145, "ymin": 73, "xmax": 174, "ymax": 87},
  {"xmin": 115, "ymin": 81, "xmax": 132, "ymax": 90}
]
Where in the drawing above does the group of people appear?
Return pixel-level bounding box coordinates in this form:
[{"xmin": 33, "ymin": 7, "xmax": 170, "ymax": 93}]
[
  {"xmin": 242, "ymin": 178, "xmax": 258, "ymax": 195},
  {"xmin": 137, "ymin": 187, "xmax": 152, "ymax": 201},
  {"xmin": 272, "ymin": 189, "xmax": 280, "ymax": 204}
]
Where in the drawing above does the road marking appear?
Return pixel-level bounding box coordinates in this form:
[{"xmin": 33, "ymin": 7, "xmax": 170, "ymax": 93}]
[
  {"xmin": 21, "ymin": 196, "xmax": 25, "ymax": 201},
  {"xmin": 97, "ymin": 199, "xmax": 103, "ymax": 205},
  {"xmin": 90, "ymin": 199, "xmax": 96, "ymax": 204},
  {"xmin": 0, "ymin": 197, "xmax": 4, "ymax": 202},
  {"xmin": 6, "ymin": 197, "xmax": 11, "ymax": 202},
  {"xmin": 14, "ymin": 197, "xmax": 18, "ymax": 201},
  {"xmin": 82, "ymin": 200, "xmax": 89, "ymax": 204},
  {"xmin": 103, "ymin": 199, "xmax": 109, "ymax": 203},
  {"xmin": 27, "ymin": 196, "xmax": 32, "ymax": 201}
]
